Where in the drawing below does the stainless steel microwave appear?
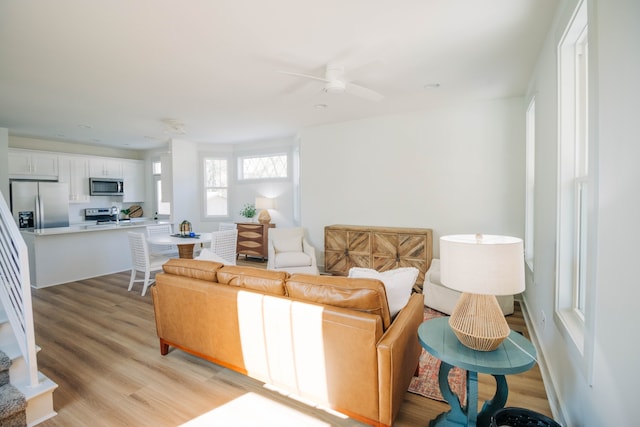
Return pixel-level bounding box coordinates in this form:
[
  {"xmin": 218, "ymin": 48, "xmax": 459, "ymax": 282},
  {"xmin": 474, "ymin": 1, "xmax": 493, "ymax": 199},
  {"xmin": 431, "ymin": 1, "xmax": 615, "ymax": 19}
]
[{"xmin": 89, "ymin": 177, "xmax": 124, "ymax": 196}]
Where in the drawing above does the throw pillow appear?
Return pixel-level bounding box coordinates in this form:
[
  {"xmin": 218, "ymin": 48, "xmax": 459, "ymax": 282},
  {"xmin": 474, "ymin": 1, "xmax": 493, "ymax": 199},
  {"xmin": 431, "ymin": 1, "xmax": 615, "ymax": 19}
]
[
  {"xmin": 196, "ymin": 248, "xmax": 229, "ymax": 264},
  {"xmin": 348, "ymin": 267, "xmax": 419, "ymax": 317},
  {"xmin": 273, "ymin": 236, "xmax": 302, "ymax": 253}
]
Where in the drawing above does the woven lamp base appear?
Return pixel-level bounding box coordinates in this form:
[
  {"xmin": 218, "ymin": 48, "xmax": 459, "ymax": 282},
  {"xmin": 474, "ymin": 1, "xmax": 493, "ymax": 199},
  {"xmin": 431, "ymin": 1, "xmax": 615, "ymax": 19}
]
[
  {"xmin": 448, "ymin": 293, "xmax": 510, "ymax": 351},
  {"xmin": 258, "ymin": 209, "xmax": 271, "ymax": 224}
]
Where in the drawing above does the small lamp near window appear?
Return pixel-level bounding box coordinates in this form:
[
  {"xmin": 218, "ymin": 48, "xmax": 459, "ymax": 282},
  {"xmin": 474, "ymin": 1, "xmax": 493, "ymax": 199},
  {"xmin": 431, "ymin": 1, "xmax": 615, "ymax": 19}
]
[
  {"xmin": 440, "ymin": 234, "xmax": 525, "ymax": 351},
  {"xmin": 255, "ymin": 197, "xmax": 275, "ymax": 224}
]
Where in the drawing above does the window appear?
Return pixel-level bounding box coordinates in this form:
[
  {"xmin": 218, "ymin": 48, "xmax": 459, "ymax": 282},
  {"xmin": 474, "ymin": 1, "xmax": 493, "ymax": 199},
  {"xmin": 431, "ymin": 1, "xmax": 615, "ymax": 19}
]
[
  {"xmin": 238, "ymin": 154, "xmax": 287, "ymax": 180},
  {"xmin": 152, "ymin": 160, "xmax": 170, "ymax": 216},
  {"xmin": 204, "ymin": 157, "xmax": 229, "ymax": 217},
  {"xmin": 556, "ymin": 0, "xmax": 590, "ymax": 358},
  {"xmin": 525, "ymin": 97, "xmax": 536, "ymax": 269}
]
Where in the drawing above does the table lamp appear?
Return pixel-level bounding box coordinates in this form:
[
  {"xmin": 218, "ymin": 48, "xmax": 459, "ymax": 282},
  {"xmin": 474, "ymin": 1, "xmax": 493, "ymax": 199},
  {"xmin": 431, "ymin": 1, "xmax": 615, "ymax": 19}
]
[
  {"xmin": 255, "ymin": 197, "xmax": 275, "ymax": 224},
  {"xmin": 440, "ymin": 234, "xmax": 525, "ymax": 351}
]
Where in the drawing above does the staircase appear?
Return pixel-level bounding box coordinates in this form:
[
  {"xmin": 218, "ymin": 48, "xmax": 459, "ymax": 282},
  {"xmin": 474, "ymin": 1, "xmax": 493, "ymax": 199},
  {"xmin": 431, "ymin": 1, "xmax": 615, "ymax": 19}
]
[
  {"xmin": 0, "ymin": 349, "xmax": 26, "ymax": 426},
  {"xmin": 0, "ymin": 309, "xmax": 57, "ymax": 426},
  {"xmin": 0, "ymin": 194, "xmax": 57, "ymax": 425}
]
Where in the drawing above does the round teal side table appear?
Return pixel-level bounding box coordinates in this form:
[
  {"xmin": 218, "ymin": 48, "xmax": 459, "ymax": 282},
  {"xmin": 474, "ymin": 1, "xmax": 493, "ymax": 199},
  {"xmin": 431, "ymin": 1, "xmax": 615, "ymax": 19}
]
[{"xmin": 417, "ymin": 317, "xmax": 537, "ymax": 427}]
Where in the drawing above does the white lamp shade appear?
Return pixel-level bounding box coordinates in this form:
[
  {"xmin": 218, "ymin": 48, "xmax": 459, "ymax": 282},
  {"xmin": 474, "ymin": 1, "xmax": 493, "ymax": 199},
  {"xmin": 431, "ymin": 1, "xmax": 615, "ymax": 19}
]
[
  {"xmin": 255, "ymin": 197, "xmax": 275, "ymax": 210},
  {"xmin": 440, "ymin": 234, "xmax": 525, "ymax": 296}
]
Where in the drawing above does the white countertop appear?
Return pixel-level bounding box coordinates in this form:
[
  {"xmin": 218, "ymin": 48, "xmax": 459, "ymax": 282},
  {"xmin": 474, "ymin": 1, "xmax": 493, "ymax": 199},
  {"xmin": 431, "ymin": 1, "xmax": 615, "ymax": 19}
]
[{"xmin": 22, "ymin": 219, "xmax": 171, "ymax": 236}]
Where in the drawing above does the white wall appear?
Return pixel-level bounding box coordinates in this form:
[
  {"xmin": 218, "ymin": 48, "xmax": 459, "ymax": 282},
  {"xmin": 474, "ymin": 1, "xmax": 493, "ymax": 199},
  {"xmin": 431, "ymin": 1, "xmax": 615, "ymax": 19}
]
[
  {"xmin": 165, "ymin": 137, "xmax": 298, "ymax": 233},
  {"xmin": 8, "ymin": 135, "xmax": 142, "ymax": 159},
  {"xmin": 523, "ymin": 0, "xmax": 639, "ymax": 425},
  {"xmin": 168, "ymin": 139, "xmax": 200, "ymax": 230},
  {"xmin": 227, "ymin": 138, "xmax": 298, "ymax": 228},
  {"xmin": 0, "ymin": 128, "xmax": 8, "ymax": 200},
  {"xmin": 299, "ymin": 98, "xmax": 525, "ymax": 266}
]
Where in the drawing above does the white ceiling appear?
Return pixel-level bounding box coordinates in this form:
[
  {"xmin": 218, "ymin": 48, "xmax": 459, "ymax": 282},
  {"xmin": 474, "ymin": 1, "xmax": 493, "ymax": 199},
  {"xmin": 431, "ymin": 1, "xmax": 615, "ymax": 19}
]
[{"xmin": 0, "ymin": 0, "xmax": 558, "ymax": 150}]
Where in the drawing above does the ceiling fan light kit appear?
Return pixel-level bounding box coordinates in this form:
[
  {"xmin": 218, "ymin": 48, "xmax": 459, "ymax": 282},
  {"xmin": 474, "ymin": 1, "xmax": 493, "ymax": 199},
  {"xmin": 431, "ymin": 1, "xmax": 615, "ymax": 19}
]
[
  {"xmin": 324, "ymin": 80, "xmax": 346, "ymax": 94},
  {"xmin": 162, "ymin": 118, "xmax": 187, "ymax": 135},
  {"xmin": 280, "ymin": 63, "xmax": 384, "ymax": 102}
]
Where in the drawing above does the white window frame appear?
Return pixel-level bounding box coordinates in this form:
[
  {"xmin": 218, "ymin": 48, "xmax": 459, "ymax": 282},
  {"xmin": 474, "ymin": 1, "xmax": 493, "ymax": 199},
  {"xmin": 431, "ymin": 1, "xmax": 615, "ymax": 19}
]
[
  {"xmin": 203, "ymin": 156, "xmax": 230, "ymax": 218},
  {"xmin": 237, "ymin": 152, "xmax": 289, "ymax": 181},
  {"xmin": 556, "ymin": 0, "xmax": 595, "ymax": 383},
  {"xmin": 525, "ymin": 96, "xmax": 536, "ymax": 270},
  {"xmin": 152, "ymin": 159, "xmax": 170, "ymax": 218}
]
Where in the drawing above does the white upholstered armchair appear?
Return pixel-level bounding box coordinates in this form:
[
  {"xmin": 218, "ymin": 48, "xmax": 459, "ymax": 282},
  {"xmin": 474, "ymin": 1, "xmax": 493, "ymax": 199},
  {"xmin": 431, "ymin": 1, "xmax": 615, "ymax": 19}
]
[{"xmin": 267, "ymin": 227, "xmax": 319, "ymax": 274}]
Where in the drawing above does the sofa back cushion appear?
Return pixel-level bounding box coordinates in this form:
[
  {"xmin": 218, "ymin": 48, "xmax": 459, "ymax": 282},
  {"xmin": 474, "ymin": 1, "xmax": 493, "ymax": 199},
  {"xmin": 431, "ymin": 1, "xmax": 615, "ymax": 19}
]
[
  {"xmin": 217, "ymin": 265, "xmax": 288, "ymax": 296},
  {"xmin": 285, "ymin": 274, "xmax": 392, "ymax": 329},
  {"xmin": 162, "ymin": 258, "xmax": 222, "ymax": 281}
]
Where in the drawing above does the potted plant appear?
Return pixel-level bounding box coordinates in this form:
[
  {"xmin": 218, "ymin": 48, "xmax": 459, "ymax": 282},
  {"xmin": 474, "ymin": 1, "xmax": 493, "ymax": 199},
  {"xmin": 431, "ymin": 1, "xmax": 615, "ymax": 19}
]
[
  {"xmin": 120, "ymin": 208, "xmax": 131, "ymax": 220},
  {"xmin": 239, "ymin": 203, "xmax": 257, "ymax": 222}
]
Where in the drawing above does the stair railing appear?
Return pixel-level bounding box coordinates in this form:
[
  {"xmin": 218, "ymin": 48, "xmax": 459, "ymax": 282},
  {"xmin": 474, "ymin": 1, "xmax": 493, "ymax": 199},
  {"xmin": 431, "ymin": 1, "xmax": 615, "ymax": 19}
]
[{"xmin": 0, "ymin": 193, "xmax": 38, "ymax": 387}]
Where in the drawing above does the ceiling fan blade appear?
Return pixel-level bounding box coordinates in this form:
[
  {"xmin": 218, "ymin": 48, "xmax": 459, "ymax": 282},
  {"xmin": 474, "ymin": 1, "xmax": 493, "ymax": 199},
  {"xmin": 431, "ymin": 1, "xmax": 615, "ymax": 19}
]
[
  {"xmin": 278, "ymin": 70, "xmax": 329, "ymax": 83},
  {"xmin": 345, "ymin": 82, "xmax": 385, "ymax": 102}
]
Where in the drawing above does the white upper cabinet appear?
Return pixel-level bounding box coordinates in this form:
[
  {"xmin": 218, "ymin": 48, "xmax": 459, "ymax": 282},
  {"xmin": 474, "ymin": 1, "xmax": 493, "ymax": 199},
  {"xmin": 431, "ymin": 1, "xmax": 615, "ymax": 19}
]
[
  {"xmin": 8, "ymin": 149, "xmax": 58, "ymax": 178},
  {"xmin": 58, "ymin": 155, "xmax": 91, "ymax": 203},
  {"xmin": 89, "ymin": 157, "xmax": 123, "ymax": 178},
  {"xmin": 122, "ymin": 159, "xmax": 145, "ymax": 202},
  {"xmin": 9, "ymin": 149, "xmax": 147, "ymax": 204}
]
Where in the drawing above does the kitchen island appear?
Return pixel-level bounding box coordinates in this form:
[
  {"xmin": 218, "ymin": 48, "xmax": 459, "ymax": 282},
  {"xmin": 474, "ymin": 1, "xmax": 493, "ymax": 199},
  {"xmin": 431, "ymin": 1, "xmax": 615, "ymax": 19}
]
[{"xmin": 21, "ymin": 219, "xmax": 171, "ymax": 288}]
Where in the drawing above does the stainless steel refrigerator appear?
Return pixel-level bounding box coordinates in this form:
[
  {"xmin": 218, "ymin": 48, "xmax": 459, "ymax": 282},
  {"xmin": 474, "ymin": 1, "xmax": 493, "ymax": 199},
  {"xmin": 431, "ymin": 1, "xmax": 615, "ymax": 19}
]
[{"xmin": 10, "ymin": 181, "xmax": 70, "ymax": 229}]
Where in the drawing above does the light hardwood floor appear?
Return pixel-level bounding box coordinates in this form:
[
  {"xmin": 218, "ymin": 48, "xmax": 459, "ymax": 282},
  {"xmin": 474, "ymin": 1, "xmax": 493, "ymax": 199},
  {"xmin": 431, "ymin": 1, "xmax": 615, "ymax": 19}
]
[{"xmin": 31, "ymin": 266, "xmax": 551, "ymax": 426}]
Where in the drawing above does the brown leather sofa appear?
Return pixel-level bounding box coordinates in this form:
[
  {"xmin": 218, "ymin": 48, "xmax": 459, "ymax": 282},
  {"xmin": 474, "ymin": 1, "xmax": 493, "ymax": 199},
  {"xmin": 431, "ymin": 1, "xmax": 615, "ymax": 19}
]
[{"xmin": 151, "ymin": 259, "xmax": 424, "ymax": 427}]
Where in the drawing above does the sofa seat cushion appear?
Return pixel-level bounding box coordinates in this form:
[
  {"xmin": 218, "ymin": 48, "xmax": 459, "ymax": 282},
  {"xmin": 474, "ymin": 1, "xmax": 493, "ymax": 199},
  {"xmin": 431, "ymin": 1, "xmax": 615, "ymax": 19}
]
[
  {"xmin": 162, "ymin": 258, "xmax": 223, "ymax": 281},
  {"xmin": 274, "ymin": 252, "xmax": 312, "ymax": 268},
  {"xmin": 285, "ymin": 274, "xmax": 392, "ymax": 330},
  {"xmin": 348, "ymin": 267, "xmax": 419, "ymax": 317},
  {"xmin": 216, "ymin": 265, "xmax": 289, "ymax": 296}
]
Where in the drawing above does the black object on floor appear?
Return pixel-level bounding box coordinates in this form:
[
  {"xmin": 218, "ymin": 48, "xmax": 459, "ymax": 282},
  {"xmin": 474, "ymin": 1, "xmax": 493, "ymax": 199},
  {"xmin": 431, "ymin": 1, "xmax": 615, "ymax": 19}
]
[{"xmin": 491, "ymin": 407, "xmax": 561, "ymax": 427}]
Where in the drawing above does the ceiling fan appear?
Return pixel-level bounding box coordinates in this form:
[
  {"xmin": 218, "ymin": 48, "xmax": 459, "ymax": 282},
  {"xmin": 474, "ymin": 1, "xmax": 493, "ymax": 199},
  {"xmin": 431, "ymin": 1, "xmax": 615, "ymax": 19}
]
[
  {"xmin": 143, "ymin": 118, "xmax": 186, "ymax": 144},
  {"xmin": 280, "ymin": 63, "xmax": 384, "ymax": 102}
]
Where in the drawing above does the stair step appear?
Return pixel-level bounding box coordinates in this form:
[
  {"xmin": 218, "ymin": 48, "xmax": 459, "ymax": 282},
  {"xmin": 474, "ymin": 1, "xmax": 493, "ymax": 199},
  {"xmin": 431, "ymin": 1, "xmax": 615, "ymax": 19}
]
[
  {"xmin": 0, "ymin": 305, "xmax": 56, "ymax": 425},
  {"xmin": 0, "ymin": 383, "xmax": 26, "ymax": 424},
  {"xmin": 0, "ymin": 349, "xmax": 10, "ymax": 388},
  {"xmin": 0, "ymin": 347, "xmax": 10, "ymax": 371},
  {"xmin": 1, "ymin": 341, "xmax": 41, "ymax": 387},
  {"xmin": 13, "ymin": 372, "xmax": 56, "ymax": 400},
  {"xmin": 17, "ymin": 373, "xmax": 58, "ymax": 427}
]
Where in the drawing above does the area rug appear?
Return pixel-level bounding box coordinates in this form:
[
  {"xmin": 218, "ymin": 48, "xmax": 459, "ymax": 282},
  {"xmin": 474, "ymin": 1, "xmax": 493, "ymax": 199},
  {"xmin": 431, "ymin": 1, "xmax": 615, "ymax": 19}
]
[{"xmin": 408, "ymin": 306, "xmax": 467, "ymax": 405}]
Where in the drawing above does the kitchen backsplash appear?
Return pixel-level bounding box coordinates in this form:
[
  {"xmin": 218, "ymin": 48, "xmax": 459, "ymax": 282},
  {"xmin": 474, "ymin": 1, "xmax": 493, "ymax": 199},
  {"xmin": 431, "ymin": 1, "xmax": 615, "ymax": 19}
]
[{"xmin": 69, "ymin": 199, "xmax": 146, "ymax": 224}]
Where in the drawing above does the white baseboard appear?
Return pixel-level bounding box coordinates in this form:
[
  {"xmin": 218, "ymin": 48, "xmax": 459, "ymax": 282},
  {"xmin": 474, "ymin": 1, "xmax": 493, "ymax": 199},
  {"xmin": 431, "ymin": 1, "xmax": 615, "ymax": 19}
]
[{"xmin": 519, "ymin": 296, "xmax": 568, "ymax": 426}]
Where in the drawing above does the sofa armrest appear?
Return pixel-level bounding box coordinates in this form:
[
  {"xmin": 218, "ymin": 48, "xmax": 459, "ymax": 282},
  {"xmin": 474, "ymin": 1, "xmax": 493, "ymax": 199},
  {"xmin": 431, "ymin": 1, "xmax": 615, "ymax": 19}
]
[{"xmin": 376, "ymin": 293, "xmax": 424, "ymax": 426}]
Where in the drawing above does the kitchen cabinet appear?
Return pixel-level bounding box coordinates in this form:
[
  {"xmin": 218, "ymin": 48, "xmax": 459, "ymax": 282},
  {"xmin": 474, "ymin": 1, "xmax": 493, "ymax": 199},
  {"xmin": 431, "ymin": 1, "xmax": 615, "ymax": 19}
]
[
  {"xmin": 89, "ymin": 157, "xmax": 123, "ymax": 178},
  {"xmin": 20, "ymin": 221, "xmax": 157, "ymax": 288},
  {"xmin": 122, "ymin": 160, "xmax": 145, "ymax": 202},
  {"xmin": 58, "ymin": 155, "xmax": 91, "ymax": 203},
  {"xmin": 8, "ymin": 149, "xmax": 58, "ymax": 178}
]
